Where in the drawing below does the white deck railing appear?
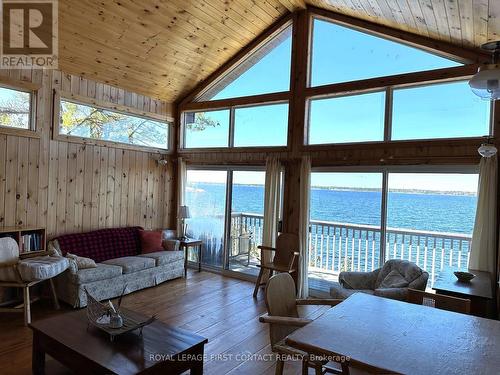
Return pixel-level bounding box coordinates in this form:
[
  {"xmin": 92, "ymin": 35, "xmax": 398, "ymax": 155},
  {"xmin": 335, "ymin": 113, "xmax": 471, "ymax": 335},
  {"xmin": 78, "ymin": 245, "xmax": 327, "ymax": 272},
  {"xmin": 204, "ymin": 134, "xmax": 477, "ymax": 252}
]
[{"xmin": 230, "ymin": 213, "xmax": 472, "ymax": 285}]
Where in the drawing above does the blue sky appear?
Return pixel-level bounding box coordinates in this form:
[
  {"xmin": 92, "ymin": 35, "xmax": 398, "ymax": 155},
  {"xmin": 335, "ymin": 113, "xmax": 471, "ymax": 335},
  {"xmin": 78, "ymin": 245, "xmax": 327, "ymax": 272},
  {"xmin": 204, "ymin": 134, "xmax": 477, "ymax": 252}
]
[{"xmin": 184, "ymin": 18, "xmax": 490, "ymax": 192}]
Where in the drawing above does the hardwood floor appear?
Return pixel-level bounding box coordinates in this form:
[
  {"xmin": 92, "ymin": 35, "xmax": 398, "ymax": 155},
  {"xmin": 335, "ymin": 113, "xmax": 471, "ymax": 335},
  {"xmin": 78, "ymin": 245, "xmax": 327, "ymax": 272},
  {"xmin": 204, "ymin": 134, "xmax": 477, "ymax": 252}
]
[{"xmin": 0, "ymin": 271, "xmax": 331, "ymax": 375}]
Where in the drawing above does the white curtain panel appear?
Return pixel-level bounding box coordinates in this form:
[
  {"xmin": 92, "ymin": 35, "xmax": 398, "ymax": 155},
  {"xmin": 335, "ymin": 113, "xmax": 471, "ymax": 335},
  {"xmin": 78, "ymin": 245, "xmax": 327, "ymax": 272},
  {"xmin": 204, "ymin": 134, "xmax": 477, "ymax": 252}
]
[
  {"xmin": 262, "ymin": 157, "xmax": 281, "ymax": 264},
  {"xmin": 177, "ymin": 157, "xmax": 187, "ymax": 235},
  {"xmin": 469, "ymin": 154, "xmax": 498, "ymax": 275},
  {"xmin": 298, "ymin": 156, "xmax": 311, "ymax": 298}
]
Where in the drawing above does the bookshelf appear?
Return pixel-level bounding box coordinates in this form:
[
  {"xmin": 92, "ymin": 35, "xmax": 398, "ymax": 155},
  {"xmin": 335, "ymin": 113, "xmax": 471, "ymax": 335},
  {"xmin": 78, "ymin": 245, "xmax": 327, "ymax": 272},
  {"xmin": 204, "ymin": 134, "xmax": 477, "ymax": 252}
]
[{"xmin": 0, "ymin": 226, "xmax": 46, "ymax": 255}]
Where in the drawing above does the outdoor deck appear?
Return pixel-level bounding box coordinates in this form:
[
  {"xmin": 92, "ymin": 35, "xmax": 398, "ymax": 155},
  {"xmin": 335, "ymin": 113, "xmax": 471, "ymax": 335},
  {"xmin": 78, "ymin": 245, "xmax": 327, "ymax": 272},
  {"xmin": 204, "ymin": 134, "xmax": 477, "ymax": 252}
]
[{"xmin": 194, "ymin": 212, "xmax": 472, "ymax": 292}]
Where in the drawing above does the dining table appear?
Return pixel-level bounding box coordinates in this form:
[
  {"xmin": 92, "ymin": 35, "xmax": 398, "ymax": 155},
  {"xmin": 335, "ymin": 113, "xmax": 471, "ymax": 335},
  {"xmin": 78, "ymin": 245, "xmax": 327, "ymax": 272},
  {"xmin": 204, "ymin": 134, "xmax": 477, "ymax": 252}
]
[{"xmin": 285, "ymin": 293, "xmax": 500, "ymax": 374}]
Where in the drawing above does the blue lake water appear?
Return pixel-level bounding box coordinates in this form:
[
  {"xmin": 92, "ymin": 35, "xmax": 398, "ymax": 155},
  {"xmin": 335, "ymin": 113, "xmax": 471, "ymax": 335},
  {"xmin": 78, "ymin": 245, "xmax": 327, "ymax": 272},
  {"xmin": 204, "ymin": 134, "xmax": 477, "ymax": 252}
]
[{"xmin": 186, "ymin": 183, "xmax": 477, "ymax": 271}]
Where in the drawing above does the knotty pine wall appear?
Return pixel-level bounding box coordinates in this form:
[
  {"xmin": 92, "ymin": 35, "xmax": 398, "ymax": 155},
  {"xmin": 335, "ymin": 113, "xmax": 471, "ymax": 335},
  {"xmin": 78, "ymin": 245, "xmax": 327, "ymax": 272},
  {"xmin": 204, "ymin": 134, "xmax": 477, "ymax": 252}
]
[{"xmin": 0, "ymin": 68, "xmax": 174, "ymax": 239}]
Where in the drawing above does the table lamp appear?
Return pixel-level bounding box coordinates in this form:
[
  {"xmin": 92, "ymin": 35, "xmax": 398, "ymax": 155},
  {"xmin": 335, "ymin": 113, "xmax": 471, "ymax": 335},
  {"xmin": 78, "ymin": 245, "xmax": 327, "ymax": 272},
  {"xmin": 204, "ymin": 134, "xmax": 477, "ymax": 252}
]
[{"xmin": 178, "ymin": 206, "xmax": 191, "ymax": 240}]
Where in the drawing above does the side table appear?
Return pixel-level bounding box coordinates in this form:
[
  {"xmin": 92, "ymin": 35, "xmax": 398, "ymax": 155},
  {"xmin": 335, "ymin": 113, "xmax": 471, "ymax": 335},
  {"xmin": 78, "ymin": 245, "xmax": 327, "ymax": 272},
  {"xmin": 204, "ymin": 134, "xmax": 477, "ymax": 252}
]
[{"xmin": 179, "ymin": 239, "xmax": 203, "ymax": 277}]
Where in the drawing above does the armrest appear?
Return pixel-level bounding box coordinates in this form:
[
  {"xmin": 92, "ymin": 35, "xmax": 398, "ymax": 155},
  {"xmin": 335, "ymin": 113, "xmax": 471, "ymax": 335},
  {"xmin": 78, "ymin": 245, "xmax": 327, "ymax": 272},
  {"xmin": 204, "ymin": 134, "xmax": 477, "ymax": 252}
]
[
  {"xmin": 296, "ymin": 298, "xmax": 343, "ymax": 306},
  {"xmin": 257, "ymin": 245, "xmax": 276, "ymax": 252},
  {"xmin": 339, "ymin": 270, "xmax": 378, "ymax": 290},
  {"xmin": 259, "ymin": 314, "xmax": 312, "ymax": 327},
  {"xmin": 19, "ymin": 250, "xmax": 49, "ymax": 260},
  {"xmin": 374, "ymin": 287, "xmax": 408, "ymax": 301}
]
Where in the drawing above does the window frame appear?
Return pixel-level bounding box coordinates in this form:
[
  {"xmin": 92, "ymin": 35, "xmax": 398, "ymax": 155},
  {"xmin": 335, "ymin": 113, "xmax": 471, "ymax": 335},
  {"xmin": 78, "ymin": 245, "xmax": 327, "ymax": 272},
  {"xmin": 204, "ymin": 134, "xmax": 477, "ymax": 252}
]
[
  {"xmin": 180, "ymin": 100, "xmax": 290, "ymax": 151},
  {"xmin": 54, "ymin": 91, "xmax": 172, "ymax": 153},
  {"xmin": 0, "ymin": 79, "xmax": 38, "ymax": 137},
  {"xmin": 310, "ymin": 164, "xmax": 479, "ymax": 281},
  {"xmin": 305, "ymin": 78, "xmax": 494, "ymax": 147}
]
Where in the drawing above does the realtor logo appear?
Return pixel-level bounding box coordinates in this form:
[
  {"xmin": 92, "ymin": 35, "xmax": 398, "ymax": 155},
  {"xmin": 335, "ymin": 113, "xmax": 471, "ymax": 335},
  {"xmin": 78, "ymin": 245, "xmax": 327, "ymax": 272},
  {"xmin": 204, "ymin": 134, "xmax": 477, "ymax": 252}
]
[{"xmin": 1, "ymin": 0, "xmax": 58, "ymax": 69}]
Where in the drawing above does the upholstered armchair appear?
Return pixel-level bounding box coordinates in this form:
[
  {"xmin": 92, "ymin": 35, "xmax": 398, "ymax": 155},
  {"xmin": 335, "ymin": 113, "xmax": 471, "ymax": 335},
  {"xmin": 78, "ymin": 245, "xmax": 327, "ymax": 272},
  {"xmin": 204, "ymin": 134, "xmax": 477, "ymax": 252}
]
[{"xmin": 330, "ymin": 259, "xmax": 429, "ymax": 301}]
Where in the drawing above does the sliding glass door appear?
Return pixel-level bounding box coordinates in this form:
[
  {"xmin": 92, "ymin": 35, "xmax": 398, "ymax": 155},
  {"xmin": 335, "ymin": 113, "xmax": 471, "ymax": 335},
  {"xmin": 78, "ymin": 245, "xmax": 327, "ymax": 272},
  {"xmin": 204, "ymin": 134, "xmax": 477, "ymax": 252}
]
[
  {"xmin": 308, "ymin": 168, "xmax": 479, "ymax": 292},
  {"xmin": 308, "ymin": 172, "xmax": 383, "ymax": 290},
  {"xmin": 229, "ymin": 171, "xmax": 266, "ymax": 275},
  {"xmin": 185, "ymin": 170, "xmax": 228, "ymax": 268},
  {"xmin": 185, "ymin": 167, "xmax": 273, "ymax": 275}
]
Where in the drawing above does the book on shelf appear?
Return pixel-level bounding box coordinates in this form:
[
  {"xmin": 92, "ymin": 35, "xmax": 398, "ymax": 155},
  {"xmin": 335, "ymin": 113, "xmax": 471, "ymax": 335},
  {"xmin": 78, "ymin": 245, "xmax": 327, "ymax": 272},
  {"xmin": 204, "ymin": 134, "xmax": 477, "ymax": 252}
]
[{"xmin": 21, "ymin": 233, "xmax": 44, "ymax": 252}]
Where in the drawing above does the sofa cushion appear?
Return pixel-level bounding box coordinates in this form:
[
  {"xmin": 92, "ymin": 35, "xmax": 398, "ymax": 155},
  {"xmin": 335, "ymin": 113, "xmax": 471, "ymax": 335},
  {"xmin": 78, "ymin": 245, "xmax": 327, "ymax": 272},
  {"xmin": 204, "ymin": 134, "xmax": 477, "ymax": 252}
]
[
  {"xmin": 17, "ymin": 256, "xmax": 69, "ymax": 282},
  {"xmin": 375, "ymin": 259, "xmax": 424, "ymax": 288},
  {"xmin": 138, "ymin": 250, "xmax": 184, "ymax": 266},
  {"xmin": 102, "ymin": 256, "xmax": 155, "ymax": 274},
  {"xmin": 379, "ymin": 269, "xmax": 409, "ymax": 288},
  {"xmin": 330, "ymin": 282, "xmax": 374, "ymax": 299},
  {"xmin": 55, "ymin": 227, "xmax": 142, "ymax": 263},
  {"xmin": 139, "ymin": 230, "xmax": 163, "ymax": 254},
  {"xmin": 70, "ymin": 263, "xmax": 122, "ymax": 284},
  {"xmin": 66, "ymin": 253, "xmax": 97, "ymax": 270}
]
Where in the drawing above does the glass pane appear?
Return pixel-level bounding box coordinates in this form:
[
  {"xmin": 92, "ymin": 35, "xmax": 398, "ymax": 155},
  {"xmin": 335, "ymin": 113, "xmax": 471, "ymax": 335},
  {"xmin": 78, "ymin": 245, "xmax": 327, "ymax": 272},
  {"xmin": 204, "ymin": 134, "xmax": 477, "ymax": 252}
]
[
  {"xmin": 309, "ymin": 172, "xmax": 383, "ymax": 292},
  {"xmin": 183, "ymin": 109, "xmax": 230, "ymax": 148},
  {"xmin": 386, "ymin": 173, "xmax": 478, "ymax": 286},
  {"xmin": 60, "ymin": 100, "xmax": 168, "ymax": 149},
  {"xmin": 234, "ymin": 103, "xmax": 288, "ymax": 147},
  {"xmin": 200, "ymin": 27, "xmax": 292, "ymax": 100},
  {"xmin": 185, "ymin": 170, "xmax": 228, "ymax": 268},
  {"xmin": 308, "ymin": 91, "xmax": 385, "ymax": 144},
  {"xmin": 0, "ymin": 87, "xmax": 30, "ymax": 129},
  {"xmin": 229, "ymin": 171, "xmax": 266, "ymax": 275},
  {"xmin": 310, "ymin": 18, "xmax": 460, "ymax": 87},
  {"xmin": 391, "ymin": 81, "xmax": 490, "ymax": 140}
]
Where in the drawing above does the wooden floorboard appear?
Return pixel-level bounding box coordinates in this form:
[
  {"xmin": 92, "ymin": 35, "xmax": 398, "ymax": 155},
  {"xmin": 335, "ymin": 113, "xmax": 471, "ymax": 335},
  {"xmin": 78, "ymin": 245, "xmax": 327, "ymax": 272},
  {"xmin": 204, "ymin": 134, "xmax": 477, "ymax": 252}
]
[{"xmin": 0, "ymin": 271, "xmax": 328, "ymax": 375}]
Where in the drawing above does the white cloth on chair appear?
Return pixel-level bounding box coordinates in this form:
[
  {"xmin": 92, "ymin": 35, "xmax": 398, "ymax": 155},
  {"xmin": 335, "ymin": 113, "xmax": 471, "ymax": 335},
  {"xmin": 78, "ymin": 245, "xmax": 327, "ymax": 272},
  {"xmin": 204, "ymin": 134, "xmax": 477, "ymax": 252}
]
[{"xmin": 17, "ymin": 256, "xmax": 69, "ymax": 282}]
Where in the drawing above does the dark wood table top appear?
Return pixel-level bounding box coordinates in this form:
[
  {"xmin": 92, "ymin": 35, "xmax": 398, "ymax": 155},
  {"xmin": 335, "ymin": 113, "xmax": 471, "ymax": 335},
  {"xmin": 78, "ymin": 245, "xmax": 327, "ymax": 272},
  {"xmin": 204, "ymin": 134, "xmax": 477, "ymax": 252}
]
[
  {"xmin": 433, "ymin": 267, "xmax": 493, "ymax": 299},
  {"xmin": 286, "ymin": 293, "xmax": 500, "ymax": 375},
  {"xmin": 29, "ymin": 308, "xmax": 208, "ymax": 375},
  {"xmin": 179, "ymin": 238, "xmax": 203, "ymax": 246}
]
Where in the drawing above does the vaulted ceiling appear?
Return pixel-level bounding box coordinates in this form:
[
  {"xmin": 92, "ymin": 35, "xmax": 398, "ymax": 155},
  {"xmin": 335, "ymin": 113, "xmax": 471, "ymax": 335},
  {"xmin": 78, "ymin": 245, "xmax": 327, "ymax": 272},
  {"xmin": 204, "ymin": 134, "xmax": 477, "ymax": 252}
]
[{"xmin": 59, "ymin": 0, "xmax": 500, "ymax": 103}]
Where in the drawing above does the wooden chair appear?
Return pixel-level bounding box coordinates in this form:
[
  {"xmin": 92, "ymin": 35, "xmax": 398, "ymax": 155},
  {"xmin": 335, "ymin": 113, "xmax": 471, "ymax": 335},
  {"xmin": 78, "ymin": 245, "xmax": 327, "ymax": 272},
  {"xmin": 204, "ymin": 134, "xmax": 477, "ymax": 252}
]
[
  {"xmin": 253, "ymin": 233, "xmax": 299, "ymax": 298},
  {"xmin": 259, "ymin": 273, "xmax": 348, "ymax": 375},
  {"xmin": 407, "ymin": 288, "xmax": 471, "ymax": 314}
]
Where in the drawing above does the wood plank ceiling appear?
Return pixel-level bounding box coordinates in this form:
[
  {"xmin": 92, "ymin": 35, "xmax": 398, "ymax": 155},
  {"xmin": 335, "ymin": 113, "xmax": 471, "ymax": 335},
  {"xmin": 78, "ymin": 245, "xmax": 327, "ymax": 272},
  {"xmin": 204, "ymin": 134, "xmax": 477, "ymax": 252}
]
[{"xmin": 59, "ymin": 0, "xmax": 500, "ymax": 103}]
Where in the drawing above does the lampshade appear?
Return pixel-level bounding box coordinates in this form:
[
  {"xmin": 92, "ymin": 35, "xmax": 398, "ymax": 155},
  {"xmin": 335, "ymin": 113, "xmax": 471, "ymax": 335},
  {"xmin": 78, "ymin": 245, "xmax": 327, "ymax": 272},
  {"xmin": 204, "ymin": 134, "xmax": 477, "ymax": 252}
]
[
  {"xmin": 478, "ymin": 143, "xmax": 498, "ymax": 158},
  {"xmin": 178, "ymin": 205, "xmax": 190, "ymax": 219},
  {"xmin": 469, "ymin": 64, "xmax": 500, "ymax": 100}
]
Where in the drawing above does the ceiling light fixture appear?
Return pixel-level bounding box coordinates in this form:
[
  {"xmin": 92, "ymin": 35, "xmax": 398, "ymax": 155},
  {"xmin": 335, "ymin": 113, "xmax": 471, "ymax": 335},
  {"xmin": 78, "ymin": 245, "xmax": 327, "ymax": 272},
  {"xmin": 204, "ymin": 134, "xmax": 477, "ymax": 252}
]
[{"xmin": 469, "ymin": 41, "xmax": 500, "ymax": 101}]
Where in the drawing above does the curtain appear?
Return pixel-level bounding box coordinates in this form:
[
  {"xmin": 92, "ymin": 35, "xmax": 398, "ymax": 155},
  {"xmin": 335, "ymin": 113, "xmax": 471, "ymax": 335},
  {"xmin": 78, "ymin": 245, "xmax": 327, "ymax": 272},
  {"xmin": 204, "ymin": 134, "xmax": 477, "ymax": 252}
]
[
  {"xmin": 298, "ymin": 156, "xmax": 311, "ymax": 298},
  {"xmin": 177, "ymin": 157, "xmax": 187, "ymax": 236},
  {"xmin": 262, "ymin": 157, "xmax": 281, "ymax": 265},
  {"xmin": 469, "ymin": 154, "xmax": 497, "ymax": 275}
]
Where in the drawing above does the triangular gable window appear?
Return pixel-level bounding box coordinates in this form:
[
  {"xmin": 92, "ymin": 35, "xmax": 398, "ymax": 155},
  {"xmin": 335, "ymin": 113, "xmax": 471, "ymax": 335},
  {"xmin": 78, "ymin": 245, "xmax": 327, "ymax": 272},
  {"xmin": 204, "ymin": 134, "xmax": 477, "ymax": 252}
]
[
  {"xmin": 197, "ymin": 26, "xmax": 292, "ymax": 101},
  {"xmin": 310, "ymin": 18, "xmax": 462, "ymax": 87}
]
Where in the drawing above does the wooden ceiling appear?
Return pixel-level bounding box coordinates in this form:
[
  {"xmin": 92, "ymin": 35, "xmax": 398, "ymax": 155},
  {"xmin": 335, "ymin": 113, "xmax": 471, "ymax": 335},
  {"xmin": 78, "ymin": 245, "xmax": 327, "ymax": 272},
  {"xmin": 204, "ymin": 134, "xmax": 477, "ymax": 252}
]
[{"xmin": 59, "ymin": 0, "xmax": 500, "ymax": 103}]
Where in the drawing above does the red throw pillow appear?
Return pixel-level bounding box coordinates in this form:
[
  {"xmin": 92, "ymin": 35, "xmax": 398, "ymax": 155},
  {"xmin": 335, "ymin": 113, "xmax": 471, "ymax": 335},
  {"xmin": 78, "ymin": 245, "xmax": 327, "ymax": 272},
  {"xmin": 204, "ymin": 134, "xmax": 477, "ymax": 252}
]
[{"xmin": 139, "ymin": 230, "xmax": 163, "ymax": 254}]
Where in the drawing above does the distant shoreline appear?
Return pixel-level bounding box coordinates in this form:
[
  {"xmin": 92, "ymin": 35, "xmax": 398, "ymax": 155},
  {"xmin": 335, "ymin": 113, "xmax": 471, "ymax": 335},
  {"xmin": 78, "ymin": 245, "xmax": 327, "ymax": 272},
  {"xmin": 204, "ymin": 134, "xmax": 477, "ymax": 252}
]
[{"xmin": 190, "ymin": 182, "xmax": 477, "ymax": 197}]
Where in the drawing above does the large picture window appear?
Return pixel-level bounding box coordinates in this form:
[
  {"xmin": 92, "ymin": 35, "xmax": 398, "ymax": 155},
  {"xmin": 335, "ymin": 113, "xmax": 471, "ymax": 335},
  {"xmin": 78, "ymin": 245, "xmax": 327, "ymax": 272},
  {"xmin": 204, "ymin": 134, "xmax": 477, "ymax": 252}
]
[
  {"xmin": 59, "ymin": 99, "xmax": 169, "ymax": 149},
  {"xmin": 308, "ymin": 168, "xmax": 478, "ymax": 292},
  {"xmin": 183, "ymin": 102, "xmax": 289, "ymax": 149},
  {"xmin": 0, "ymin": 86, "xmax": 33, "ymax": 130}
]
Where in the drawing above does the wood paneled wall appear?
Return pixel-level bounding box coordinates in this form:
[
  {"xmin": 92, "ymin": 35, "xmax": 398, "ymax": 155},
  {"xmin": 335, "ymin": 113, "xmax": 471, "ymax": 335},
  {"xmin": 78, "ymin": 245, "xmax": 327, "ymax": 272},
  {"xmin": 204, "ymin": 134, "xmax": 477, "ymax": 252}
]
[{"xmin": 0, "ymin": 68, "xmax": 174, "ymax": 239}]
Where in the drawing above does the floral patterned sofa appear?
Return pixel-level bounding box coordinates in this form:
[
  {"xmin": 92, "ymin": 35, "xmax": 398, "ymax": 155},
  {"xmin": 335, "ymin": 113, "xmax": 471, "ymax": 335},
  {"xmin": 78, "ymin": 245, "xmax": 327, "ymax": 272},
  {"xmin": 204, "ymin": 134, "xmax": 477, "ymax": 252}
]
[{"xmin": 51, "ymin": 227, "xmax": 184, "ymax": 308}]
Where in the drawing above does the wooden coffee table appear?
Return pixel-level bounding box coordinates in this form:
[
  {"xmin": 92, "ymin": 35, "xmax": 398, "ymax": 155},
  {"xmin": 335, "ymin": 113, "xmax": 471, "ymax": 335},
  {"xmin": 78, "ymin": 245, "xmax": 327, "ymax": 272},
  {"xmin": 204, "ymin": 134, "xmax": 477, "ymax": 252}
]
[{"xmin": 29, "ymin": 308, "xmax": 208, "ymax": 375}]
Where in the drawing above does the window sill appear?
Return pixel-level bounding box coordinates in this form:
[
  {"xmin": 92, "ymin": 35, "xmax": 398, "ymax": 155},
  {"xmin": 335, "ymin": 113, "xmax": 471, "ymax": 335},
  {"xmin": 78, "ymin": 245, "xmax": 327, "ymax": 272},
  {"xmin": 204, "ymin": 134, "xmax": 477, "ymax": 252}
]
[
  {"xmin": 0, "ymin": 126, "xmax": 40, "ymax": 139},
  {"xmin": 54, "ymin": 134, "xmax": 171, "ymax": 154}
]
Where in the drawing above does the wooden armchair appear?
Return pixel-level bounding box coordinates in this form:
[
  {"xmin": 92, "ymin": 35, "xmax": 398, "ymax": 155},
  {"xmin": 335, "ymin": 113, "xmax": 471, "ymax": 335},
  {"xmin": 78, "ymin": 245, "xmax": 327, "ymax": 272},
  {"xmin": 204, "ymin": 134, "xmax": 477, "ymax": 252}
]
[
  {"xmin": 253, "ymin": 233, "xmax": 299, "ymax": 298},
  {"xmin": 407, "ymin": 288, "xmax": 471, "ymax": 314},
  {"xmin": 259, "ymin": 273, "xmax": 347, "ymax": 375}
]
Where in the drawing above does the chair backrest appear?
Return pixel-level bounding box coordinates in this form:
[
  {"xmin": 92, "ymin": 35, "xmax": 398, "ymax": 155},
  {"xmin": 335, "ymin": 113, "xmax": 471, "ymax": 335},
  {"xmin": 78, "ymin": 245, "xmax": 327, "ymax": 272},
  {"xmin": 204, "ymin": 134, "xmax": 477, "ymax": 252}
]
[
  {"xmin": 375, "ymin": 259, "xmax": 428, "ymax": 289},
  {"xmin": 272, "ymin": 233, "xmax": 299, "ymax": 268},
  {"xmin": 407, "ymin": 288, "xmax": 471, "ymax": 314},
  {"xmin": 162, "ymin": 229, "xmax": 177, "ymax": 240},
  {"xmin": 264, "ymin": 273, "xmax": 299, "ymax": 346},
  {"xmin": 0, "ymin": 237, "xmax": 19, "ymax": 265}
]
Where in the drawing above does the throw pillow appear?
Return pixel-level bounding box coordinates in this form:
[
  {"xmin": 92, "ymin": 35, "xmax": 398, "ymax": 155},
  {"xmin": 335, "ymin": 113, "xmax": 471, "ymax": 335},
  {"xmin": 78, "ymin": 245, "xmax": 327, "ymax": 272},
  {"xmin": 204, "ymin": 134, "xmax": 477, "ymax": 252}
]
[
  {"xmin": 379, "ymin": 269, "xmax": 409, "ymax": 289},
  {"xmin": 66, "ymin": 253, "xmax": 97, "ymax": 270},
  {"xmin": 139, "ymin": 230, "xmax": 163, "ymax": 254}
]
